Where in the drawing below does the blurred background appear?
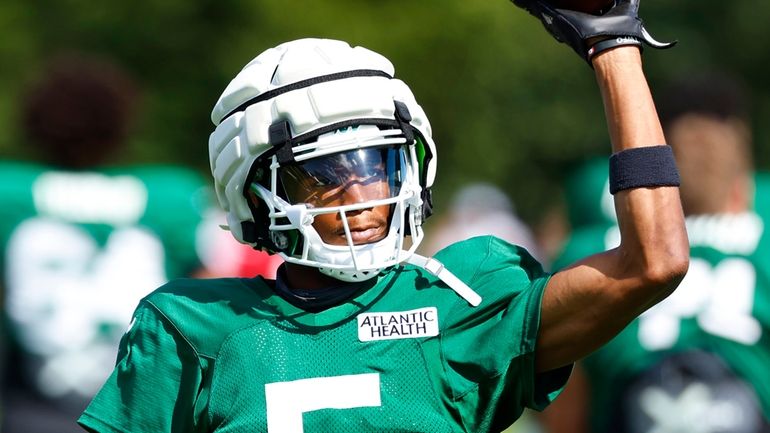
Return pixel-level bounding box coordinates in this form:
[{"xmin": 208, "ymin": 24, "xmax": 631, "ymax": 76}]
[
  {"xmin": 1, "ymin": 0, "xmax": 767, "ymax": 228},
  {"xmin": 1, "ymin": 1, "xmax": 769, "ymax": 432}
]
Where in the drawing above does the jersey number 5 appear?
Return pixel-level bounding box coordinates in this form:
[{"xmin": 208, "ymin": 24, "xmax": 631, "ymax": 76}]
[{"xmin": 265, "ymin": 373, "xmax": 381, "ymax": 433}]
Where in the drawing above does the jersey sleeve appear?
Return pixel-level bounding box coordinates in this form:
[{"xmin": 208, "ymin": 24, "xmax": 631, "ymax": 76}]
[
  {"xmin": 77, "ymin": 301, "xmax": 207, "ymax": 433},
  {"xmin": 435, "ymin": 237, "xmax": 571, "ymax": 431}
]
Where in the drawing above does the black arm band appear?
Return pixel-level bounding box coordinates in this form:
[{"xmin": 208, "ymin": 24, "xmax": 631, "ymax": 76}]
[{"xmin": 608, "ymin": 145, "xmax": 680, "ymax": 194}]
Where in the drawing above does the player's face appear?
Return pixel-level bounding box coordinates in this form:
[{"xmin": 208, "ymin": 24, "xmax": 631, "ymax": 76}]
[{"xmin": 280, "ymin": 147, "xmax": 402, "ymax": 246}]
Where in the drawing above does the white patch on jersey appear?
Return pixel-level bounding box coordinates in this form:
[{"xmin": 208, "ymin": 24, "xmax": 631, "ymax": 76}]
[
  {"xmin": 33, "ymin": 171, "xmax": 148, "ymax": 225},
  {"xmin": 357, "ymin": 307, "xmax": 439, "ymax": 342}
]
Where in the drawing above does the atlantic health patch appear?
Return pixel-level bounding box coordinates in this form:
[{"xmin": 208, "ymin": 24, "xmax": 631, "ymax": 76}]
[{"xmin": 357, "ymin": 307, "xmax": 439, "ymax": 342}]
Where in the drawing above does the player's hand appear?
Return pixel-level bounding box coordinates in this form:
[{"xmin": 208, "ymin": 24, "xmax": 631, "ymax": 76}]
[{"xmin": 510, "ymin": 0, "xmax": 675, "ymax": 65}]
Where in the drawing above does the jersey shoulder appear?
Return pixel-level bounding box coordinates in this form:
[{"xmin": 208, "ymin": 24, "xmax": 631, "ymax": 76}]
[
  {"xmin": 434, "ymin": 235, "xmax": 545, "ymax": 274},
  {"xmin": 427, "ymin": 235, "xmax": 549, "ymax": 305},
  {"xmin": 140, "ymin": 277, "xmax": 274, "ymax": 358}
]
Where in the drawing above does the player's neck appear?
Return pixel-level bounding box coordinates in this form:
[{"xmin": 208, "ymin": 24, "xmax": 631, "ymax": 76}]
[{"xmin": 283, "ymin": 262, "xmax": 344, "ymax": 291}]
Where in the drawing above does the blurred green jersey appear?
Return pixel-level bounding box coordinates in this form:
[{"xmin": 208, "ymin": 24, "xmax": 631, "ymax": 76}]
[{"xmin": 0, "ymin": 161, "xmax": 211, "ymax": 407}]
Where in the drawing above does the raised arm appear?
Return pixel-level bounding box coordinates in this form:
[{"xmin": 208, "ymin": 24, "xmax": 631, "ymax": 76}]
[
  {"xmin": 535, "ymin": 46, "xmax": 689, "ymax": 371},
  {"xmin": 508, "ymin": 0, "xmax": 689, "ymax": 372}
]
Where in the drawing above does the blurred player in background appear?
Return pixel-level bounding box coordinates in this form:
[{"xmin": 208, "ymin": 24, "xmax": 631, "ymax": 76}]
[
  {"xmin": 550, "ymin": 70, "xmax": 770, "ymax": 433},
  {"xmin": 0, "ymin": 52, "xmax": 225, "ymax": 433}
]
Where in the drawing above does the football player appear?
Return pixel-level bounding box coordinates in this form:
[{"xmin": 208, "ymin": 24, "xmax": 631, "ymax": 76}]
[
  {"xmin": 78, "ymin": 2, "xmax": 690, "ymax": 431},
  {"xmin": 0, "ymin": 53, "xmax": 222, "ymax": 433}
]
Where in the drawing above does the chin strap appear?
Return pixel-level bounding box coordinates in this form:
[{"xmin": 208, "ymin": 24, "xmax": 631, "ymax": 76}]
[{"xmin": 406, "ymin": 254, "xmax": 482, "ymax": 307}]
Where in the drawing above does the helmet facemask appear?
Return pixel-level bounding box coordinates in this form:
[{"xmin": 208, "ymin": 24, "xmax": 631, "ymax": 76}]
[{"xmin": 248, "ymin": 125, "xmax": 426, "ymax": 282}]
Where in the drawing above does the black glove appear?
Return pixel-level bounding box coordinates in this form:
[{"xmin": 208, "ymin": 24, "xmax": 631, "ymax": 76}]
[{"xmin": 510, "ymin": 0, "xmax": 675, "ymax": 64}]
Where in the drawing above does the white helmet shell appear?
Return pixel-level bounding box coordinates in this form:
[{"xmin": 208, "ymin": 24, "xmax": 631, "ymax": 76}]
[{"xmin": 208, "ymin": 38, "xmax": 437, "ymax": 281}]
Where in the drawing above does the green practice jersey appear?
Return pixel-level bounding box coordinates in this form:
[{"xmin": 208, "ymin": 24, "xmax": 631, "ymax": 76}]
[
  {"xmin": 0, "ymin": 161, "xmax": 212, "ymax": 406},
  {"xmin": 79, "ymin": 236, "xmax": 569, "ymax": 433},
  {"xmin": 557, "ymin": 213, "xmax": 770, "ymax": 432}
]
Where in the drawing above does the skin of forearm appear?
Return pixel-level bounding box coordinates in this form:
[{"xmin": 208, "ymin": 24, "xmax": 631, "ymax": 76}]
[{"xmin": 593, "ymin": 47, "xmax": 665, "ymax": 151}]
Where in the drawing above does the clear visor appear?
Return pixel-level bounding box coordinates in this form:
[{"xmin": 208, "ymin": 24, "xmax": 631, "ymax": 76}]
[{"xmin": 279, "ymin": 146, "xmax": 404, "ymax": 208}]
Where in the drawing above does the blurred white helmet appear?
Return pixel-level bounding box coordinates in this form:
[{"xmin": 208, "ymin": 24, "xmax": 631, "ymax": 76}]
[{"xmin": 209, "ymin": 38, "xmax": 437, "ymax": 282}]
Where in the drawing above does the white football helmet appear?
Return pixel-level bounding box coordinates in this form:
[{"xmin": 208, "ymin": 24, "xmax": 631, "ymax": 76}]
[{"xmin": 209, "ymin": 38, "xmax": 437, "ymax": 282}]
